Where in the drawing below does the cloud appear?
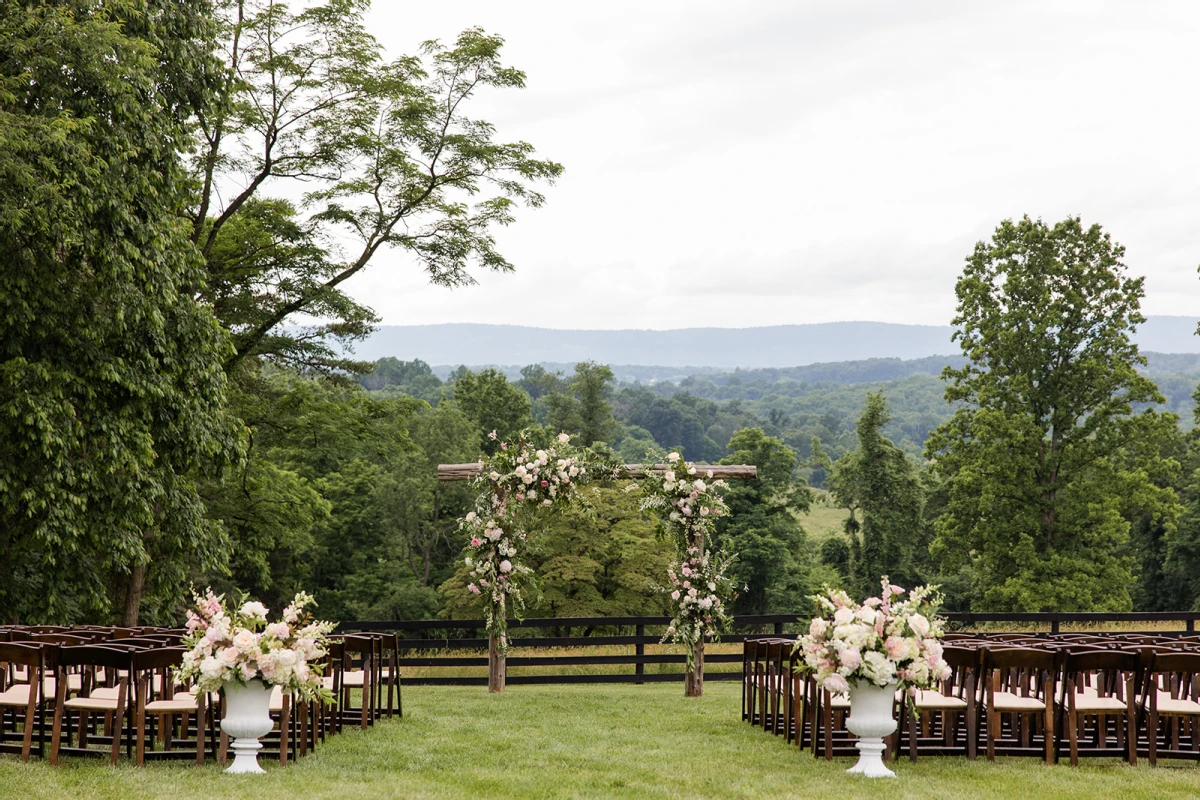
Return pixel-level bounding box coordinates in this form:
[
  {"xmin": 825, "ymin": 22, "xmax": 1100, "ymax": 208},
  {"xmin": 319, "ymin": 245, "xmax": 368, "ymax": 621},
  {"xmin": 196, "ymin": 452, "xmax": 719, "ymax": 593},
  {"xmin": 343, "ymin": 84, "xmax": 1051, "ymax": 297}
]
[{"xmin": 348, "ymin": 0, "xmax": 1200, "ymax": 330}]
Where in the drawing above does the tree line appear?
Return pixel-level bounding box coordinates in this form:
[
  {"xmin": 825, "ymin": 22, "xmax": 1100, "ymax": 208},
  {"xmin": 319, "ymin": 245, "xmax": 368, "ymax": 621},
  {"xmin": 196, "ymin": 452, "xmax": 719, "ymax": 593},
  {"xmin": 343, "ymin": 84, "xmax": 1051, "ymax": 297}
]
[{"xmin": 2, "ymin": 1, "xmax": 1198, "ymax": 625}]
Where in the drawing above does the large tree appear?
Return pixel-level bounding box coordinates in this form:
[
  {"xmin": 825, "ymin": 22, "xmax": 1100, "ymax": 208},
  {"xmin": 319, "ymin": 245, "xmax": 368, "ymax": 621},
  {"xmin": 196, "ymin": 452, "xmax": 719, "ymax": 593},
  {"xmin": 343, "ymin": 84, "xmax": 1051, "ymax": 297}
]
[
  {"xmin": 716, "ymin": 428, "xmax": 812, "ymax": 613},
  {"xmin": 0, "ymin": 1, "xmax": 239, "ymax": 623},
  {"xmin": 828, "ymin": 392, "xmax": 928, "ymax": 597},
  {"xmin": 192, "ymin": 1, "xmax": 562, "ymax": 376},
  {"xmin": 925, "ymin": 216, "xmax": 1180, "ymax": 611}
]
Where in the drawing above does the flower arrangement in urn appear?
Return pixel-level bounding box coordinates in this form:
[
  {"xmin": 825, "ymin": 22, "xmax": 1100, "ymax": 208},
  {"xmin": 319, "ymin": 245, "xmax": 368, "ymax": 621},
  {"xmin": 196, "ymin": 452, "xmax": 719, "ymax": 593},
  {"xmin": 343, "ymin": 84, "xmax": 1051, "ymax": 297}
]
[
  {"xmin": 794, "ymin": 577, "xmax": 950, "ymax": 695},
  {"xmin": 794, "ymin": 577, "xmax": 950, "ymax": 778},
  {"xmin": 178, "ymin": 588, "xmax": 336, "ymax": 703}
]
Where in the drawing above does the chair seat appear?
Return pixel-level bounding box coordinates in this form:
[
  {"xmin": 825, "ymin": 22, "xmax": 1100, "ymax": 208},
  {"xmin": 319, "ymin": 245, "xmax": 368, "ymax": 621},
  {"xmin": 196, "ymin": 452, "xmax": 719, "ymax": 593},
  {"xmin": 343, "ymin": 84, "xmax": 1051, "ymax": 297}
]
[
  {"xmin": 342, "ymin": 671, "xmax": 367, "ymax": 688},
  {"xmin": 992, "ymin": 691, "xmax": 1046, "ymax": 712},
  {"xmin": 1070, "ymin": 694, "xmax": 1128, "ymax": 713},
  {"xmin": 0, "ymin": 684, "xmax": 39, "ymax": 706},
  {"xmin": 829, "ymin": 693, "xmax": 850, "ymax": 709},
  {"xmin": 911, "ymin": 689, "xmax": 968, "ymax": 710},
  {"xmin": 269, "ymin": 685, "xmax": 288, "ymax": 713},
  {"xmin": 91, "ymin": 686, "xmax": 123, "ymax": 700},
  {"xmin": 65, "ymin": 695, "xmax": 124, "ymax": 711},
  {"xmin": 321, "ymin": 676, "xmax": 336, "ymax": 690},
  {"xmin": 145, "ymin": 697, "xmax": 198, "ymax": 713},
  {"xmin": 1156, "ymin": 697, "xmax": 1200, "ymax": 715}
]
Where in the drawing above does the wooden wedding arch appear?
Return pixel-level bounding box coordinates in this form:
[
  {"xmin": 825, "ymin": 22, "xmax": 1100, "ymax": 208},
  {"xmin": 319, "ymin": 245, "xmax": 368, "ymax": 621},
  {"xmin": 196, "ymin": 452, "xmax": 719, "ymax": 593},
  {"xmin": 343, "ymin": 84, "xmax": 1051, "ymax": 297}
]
[{"xmin": 438, "ymin": 461, "xmax": 757, "ymax": 695}]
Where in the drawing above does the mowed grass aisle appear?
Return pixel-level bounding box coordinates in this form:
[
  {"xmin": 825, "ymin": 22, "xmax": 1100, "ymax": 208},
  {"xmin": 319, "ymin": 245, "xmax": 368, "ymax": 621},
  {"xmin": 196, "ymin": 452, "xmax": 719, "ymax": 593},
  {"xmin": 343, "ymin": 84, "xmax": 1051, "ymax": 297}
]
[{"xmin": 2, "ymin": 683, "xmax": 1199, "ymax": 799}]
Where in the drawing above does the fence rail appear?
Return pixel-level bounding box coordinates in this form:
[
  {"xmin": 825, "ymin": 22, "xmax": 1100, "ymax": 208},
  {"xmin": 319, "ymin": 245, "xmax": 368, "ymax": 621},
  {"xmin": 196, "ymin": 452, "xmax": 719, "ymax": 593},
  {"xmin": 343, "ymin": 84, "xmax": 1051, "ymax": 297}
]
[{"xmin": 336, "ymin": 611, "xmax": 1200, "ymax": 686}]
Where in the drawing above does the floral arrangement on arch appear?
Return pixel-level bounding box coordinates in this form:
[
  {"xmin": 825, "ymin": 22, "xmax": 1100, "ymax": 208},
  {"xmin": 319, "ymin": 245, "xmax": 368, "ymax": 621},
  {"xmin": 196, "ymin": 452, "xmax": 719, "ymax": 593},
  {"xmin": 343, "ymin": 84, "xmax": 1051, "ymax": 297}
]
[
  {"xmin": 461, "ymin": 430, "xmax": 620, "ymax": 650},
  {"xmin": 793, "ymin": 577, "xmax": 950, "ymax": 695},
  {"xmin": 630, "ymin": 451, "xmax": 737, "ymax": 666},
  {"xmin": 178, "ymin": 589, "xmax": 336, "ymax": 703}
]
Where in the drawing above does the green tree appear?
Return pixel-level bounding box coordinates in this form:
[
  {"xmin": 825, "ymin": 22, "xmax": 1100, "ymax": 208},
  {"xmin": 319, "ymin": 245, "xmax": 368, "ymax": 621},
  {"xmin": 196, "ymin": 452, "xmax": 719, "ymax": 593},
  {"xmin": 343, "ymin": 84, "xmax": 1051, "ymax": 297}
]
[
  {"xmin": 192, "ymin": 3, "xmax": 562, "ymax": 376},
  {"xmin": 548, "ymin": 361, "xmax": 616, "ymax": 446},
  {"xmin": 0, "ymin": 1, "xmax": 240, "ymax": 624},
  {"xmin": 925, "ymin": 216, "xmax": 1180, "ymax": 611},
  {"xmin": 451, "ymin": 368, "xmax": 533, "ymax": 451},
  {"xmin": 716, "ymin": 428, "xmax": 813, "ymax": 613},
  {"xmin": 827, "ymin": 392, "xmax": 928, "ymax": 596}
]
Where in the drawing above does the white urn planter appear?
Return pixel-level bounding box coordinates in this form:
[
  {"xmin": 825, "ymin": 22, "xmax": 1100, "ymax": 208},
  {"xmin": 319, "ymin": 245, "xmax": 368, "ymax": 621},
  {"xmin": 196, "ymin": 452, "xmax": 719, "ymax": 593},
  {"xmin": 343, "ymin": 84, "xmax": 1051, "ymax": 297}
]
[
  {"xmin": 844, "ymin": 682, "xmax": 898, "ymax": 778},
  {"xmin": 221, "ymin": 679, "xmax": 275, "ymax": 774}
]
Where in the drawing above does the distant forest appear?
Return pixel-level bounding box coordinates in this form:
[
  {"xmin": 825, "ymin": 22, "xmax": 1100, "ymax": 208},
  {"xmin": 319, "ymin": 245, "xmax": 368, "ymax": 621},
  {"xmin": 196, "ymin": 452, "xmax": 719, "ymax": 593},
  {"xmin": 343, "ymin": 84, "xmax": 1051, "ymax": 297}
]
[{"xmin": 360, "ymin": 352, "xmax": 1200, "ymax": 482}]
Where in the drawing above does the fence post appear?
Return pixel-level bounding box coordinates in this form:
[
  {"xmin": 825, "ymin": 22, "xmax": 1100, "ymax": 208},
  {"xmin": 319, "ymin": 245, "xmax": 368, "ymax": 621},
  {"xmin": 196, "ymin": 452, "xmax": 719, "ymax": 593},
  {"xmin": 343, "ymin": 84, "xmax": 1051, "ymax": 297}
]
[
  {"xmin": 1051, "ymin": 619, "xmax": 1060, "ymax": 635},
  {"xmin": 1188, "ymin": 618, "xmax": 1195, "ymax": 634},
  {"xmin": 635, "ymin": 624, "xmax": 645, "ymax": 685},
  {"xmin": 773, "ymin": 621, "xmax": 783, "ymax": 636}
]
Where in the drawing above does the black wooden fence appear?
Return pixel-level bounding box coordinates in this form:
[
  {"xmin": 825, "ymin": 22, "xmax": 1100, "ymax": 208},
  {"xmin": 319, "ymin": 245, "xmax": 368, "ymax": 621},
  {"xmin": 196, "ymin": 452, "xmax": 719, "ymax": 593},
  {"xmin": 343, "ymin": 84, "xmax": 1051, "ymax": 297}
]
[{"xmin": 337, "ymin": 611, "xmax": 1200, "ymax": 686}]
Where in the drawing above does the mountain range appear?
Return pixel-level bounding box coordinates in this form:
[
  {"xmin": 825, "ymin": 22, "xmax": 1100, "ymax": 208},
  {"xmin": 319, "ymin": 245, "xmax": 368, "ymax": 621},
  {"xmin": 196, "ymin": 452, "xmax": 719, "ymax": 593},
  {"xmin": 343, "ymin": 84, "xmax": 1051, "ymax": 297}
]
[{"xmin": 349, "ymin": 316, "xmax": 1200, "ymax": 370}]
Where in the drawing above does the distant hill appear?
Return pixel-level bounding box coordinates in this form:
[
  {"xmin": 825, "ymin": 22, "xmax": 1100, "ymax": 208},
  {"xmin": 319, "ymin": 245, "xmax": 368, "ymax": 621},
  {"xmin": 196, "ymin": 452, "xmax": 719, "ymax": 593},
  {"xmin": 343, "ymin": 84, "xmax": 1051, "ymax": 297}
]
[{"xmin": 351, "ymin": 317, "xmax": 1199, "ymax": 370}]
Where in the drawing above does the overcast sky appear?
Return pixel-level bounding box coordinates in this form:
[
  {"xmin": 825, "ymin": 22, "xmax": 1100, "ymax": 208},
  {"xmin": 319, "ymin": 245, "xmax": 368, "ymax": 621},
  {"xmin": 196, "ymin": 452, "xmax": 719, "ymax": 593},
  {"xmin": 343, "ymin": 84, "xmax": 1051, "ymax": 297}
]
[{"xmin": 346, "ymin": 1, "xmax": 1200, "ymax": 330}]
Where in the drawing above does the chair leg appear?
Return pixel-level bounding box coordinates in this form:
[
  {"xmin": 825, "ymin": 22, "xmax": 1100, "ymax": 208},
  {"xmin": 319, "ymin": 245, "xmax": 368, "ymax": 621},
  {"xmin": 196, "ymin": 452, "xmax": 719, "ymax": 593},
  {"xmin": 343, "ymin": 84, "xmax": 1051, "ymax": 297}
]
[{"xmin": 279, "ymin": 694, "xmax": 290, "ymax": 767}]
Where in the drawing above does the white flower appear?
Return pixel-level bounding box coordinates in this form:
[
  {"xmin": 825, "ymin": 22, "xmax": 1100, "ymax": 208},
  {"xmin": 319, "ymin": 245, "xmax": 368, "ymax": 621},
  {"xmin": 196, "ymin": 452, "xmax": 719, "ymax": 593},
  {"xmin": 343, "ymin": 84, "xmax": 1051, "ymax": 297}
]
[
  {"xmin": 688, "ymin": 467, "xmax": 696, "ymax": 475},
  {"xmin": 240, "ymin": 601, "xmax": 269, "ymax": 620},
  {"xmin": 557, "ymin": 433, "xmax": 570, "ymax": 444},
  {"xmin": 276, "ymin": 649, "xmax": 298, "ymax": 668},
  {"xmin": 664, "ymin": 471, "xmax": 675, "ymax": 482},
  {"xmin": 909, "ymin": 613, "xmax": 930, "ymax": 638},
  {"xmin": 833, "ymin": 607, "xmax": 855, "ymax": 626},
  {"xmin": 499, "ymin": 560, "xmax": 513, "ymax": 573},
  {"xmin": 667, "ymin": 452, "xmax": 680, "ymax": 463},
  {"xmin": 200, "ymin": 657, "xmax": 224, "ymax": 680},
  {"xmin": 233, "ymin": 629, "xmax": 258, "ymax": 651},
  {"xmin": 489, "ymin": 472, "xmax": 500, "ymax": 481},
  {"xmin": 862, "ymin": 651, "xmax": 897, "ymax": 686},
  {"xmin": 693, "ymin": 479, "xmax": 706, "ymax": 492}
]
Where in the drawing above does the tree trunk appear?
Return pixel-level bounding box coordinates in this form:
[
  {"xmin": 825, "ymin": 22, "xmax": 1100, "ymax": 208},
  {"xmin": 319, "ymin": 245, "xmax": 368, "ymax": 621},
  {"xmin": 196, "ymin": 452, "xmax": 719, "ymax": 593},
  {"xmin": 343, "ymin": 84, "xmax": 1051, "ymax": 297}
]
[
  {"xmin": 685, "ymin": 639, "xmax": 704, "ymax": 697},
  {"xmin": 488, "ymin": 633, "xmax": 506, "ymax": 693},
  {"xmin": 122, "ymin": 563, "xmax": 146, "ymax": 626}
]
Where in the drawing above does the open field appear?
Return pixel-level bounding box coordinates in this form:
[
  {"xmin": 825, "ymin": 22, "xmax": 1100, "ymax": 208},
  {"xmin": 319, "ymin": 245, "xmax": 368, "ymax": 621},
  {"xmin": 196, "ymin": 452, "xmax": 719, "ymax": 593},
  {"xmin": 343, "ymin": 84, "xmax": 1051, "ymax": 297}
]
[
  {"xmin": 3, "ymin": 683, "xmax": 1198, "ymax": 799},
  {"xmin": 799, "ymin": 495, "xmax": 851, "ymax": 542}
]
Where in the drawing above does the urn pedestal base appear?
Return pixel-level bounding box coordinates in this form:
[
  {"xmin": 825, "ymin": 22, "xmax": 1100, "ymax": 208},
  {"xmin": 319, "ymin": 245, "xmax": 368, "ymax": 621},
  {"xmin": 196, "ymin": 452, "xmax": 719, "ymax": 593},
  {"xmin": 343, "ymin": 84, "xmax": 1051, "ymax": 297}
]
[{"xmin": 845, "ymin": 682, "xmax": 898, "ymax": 779}]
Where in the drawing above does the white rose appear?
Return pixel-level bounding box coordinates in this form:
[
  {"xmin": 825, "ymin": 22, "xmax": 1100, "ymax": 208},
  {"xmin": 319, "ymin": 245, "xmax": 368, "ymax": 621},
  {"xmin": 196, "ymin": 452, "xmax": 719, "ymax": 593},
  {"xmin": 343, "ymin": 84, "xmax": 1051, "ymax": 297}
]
[
  {"xmin": 200, "ymin": 657, "xmax": 224, "ymax": 680},
  {"xmin": 233, "ymin": 629, "xmax": 258, "ymax": 651},
  {"xmin": 909, "ymin": 614, "xmax": 930, "ymax": 638},
  {"xmin": 833, "ymin": 607, "xmax": 855, "ymax": 626},
  {"xmin": 499, "ymin": 560, "xmax": 513, "ymax": 573},
  {"xmin": 693, "ymin": 479, "xmax": 706, "ymax": 492},
  {"xmin": 465, "ymin": 511, "xmax": 478, "ymax": 522},
  {"xmin": 557, "ymin": 433, "xmax": 570, "ymax": 444},
  {"xmin": 239, "ymin": 601, "xmax": 269, "ymax": 620},
  {"xmin": 276, "ymin": 649, "xmax": 298, "ymax": 668},
  {"xmin": 667, "ymin": 452, "xmax": 680, "ymax": 463}
]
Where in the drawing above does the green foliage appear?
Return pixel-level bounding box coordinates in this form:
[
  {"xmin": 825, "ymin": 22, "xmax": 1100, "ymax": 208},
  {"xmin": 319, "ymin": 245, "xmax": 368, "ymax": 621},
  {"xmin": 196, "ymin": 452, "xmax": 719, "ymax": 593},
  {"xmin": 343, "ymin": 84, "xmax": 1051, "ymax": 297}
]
[
  {"xmin": 828, "ymin": 392, "xmax": 929, "ymax": 595},
  {"xmin": 192, "ymin": 3, "xmax": 562, "ymax": 375},
  {"xmin": 0, "ymin": 0, "xmax": 240, "ymax": 624},
  {"xmin": 450, "ymin": 368, "xmax": 533, "ymax": 452},
  {"xmin": 716, "ymin": 429, "xmax": 813, "ymax": 614},
  {"xmin": 360, "ymin": 358, "xmax": 445, "ymax": 404},
  {"xmin": 547, "ymin": 361, "xmax": 617, "ymax": 446},
  {"xmin": 925, "ymin": 217, "xmax": 1181, "ymax": 611}
]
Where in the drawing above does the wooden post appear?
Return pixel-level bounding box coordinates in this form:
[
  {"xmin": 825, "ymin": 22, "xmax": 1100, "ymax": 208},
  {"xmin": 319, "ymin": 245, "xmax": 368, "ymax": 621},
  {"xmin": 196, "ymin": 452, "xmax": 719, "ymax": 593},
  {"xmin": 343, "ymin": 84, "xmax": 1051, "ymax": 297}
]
[
  {"xmin": 635, "ymin": 624, "xmax": 645, "ymax": 685},
  {"xmin": 488, "ymin": 633, "xmax": 505, "ymax": 693},
  {"xmin": 686, "ymin": 640, "xmax": 704, "ymax": 697}
]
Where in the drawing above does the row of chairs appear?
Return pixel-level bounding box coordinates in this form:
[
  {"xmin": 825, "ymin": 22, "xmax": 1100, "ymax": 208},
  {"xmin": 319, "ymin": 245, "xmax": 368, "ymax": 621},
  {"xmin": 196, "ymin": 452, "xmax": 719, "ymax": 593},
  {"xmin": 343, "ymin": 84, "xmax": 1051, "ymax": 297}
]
[
  {"xmin": 743, "ymin": 631, "xmax": 1200, "ymax": 767},
  {"xmin": 0, "ymin": 624, "xmax": 402, "ymax": 765}
]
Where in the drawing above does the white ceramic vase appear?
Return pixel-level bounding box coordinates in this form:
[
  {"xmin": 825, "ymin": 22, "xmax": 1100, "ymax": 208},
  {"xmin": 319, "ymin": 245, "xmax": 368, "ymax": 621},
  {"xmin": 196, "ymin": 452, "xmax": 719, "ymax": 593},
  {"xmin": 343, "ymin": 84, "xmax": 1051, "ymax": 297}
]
[
  {"xmin": 221, "ymin": 679, "xmax": 274, "ymax": 774},
  {"xmin": 845, "ymin": 681, "xmax": 898, "ymax": 778}
]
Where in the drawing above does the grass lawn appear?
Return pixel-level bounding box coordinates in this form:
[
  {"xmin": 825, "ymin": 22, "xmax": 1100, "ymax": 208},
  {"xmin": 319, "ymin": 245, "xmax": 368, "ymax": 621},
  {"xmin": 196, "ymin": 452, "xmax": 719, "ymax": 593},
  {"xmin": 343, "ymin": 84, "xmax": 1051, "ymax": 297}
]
[{"xmin": 3, "ymin": 682, "xmax": 1198, "ymax": 799}]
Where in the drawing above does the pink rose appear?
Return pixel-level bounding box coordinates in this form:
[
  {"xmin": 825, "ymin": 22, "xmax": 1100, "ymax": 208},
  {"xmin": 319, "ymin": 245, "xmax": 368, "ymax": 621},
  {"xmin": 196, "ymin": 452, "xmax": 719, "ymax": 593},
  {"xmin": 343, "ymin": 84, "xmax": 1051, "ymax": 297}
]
[
  {"xmin": 885, "ymin": 636, "xmax": 908, "ymax": 659},
  {"xmin": 824, "ymin": 674, "xmax": 850, "ymax": 694},
  {"xmin": 471, "ymin": 538, "xmax": 482, "ymax": 547},
  {"xmin": 220, "ymin": 647, "xmax": 241, "ymax": 665},
  {"xmin": 836, "ymin": 647, "xmax": 862, "ymax": 672}
]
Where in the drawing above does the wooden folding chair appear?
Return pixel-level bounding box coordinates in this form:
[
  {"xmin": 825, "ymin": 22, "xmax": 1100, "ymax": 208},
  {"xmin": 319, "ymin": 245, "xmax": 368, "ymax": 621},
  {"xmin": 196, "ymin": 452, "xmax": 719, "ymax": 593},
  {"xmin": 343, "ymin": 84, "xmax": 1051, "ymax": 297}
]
[
  {"xmin": 0, "ymin": 642, "xmax": 55, "ymax": 761},
  {"xmin": 50, "ymin": 646, "xmax": 134, "ymax": 765}
]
